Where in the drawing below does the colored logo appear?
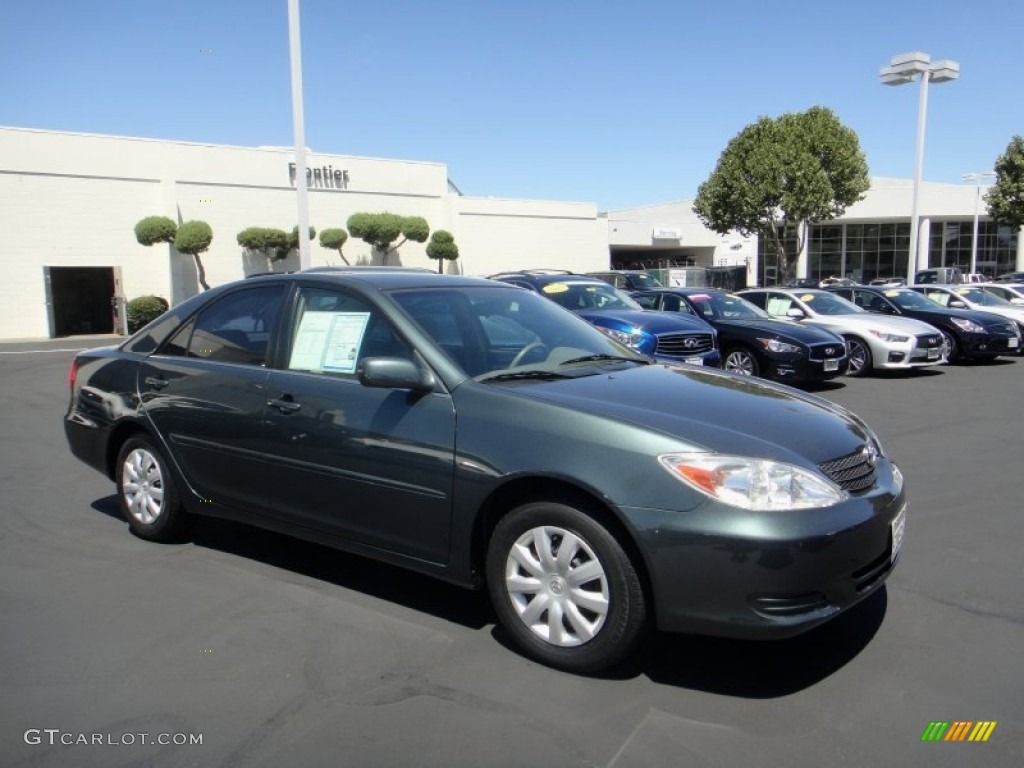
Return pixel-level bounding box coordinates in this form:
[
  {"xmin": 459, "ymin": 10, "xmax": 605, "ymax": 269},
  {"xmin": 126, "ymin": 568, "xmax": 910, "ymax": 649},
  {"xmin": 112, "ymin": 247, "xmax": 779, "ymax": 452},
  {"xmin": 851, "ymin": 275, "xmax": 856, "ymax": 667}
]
[{"xmin": 921, "ymin": 721, "xmax": 997, "ymax": 742}]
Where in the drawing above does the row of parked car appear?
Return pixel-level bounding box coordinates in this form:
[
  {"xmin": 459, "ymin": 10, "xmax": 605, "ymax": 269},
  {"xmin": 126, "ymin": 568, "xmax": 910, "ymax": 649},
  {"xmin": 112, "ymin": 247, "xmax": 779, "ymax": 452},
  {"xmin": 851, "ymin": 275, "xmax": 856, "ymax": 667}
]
[{"xmin": 487, "ymin": 270, "xmax": 1024, "ymax": 386}]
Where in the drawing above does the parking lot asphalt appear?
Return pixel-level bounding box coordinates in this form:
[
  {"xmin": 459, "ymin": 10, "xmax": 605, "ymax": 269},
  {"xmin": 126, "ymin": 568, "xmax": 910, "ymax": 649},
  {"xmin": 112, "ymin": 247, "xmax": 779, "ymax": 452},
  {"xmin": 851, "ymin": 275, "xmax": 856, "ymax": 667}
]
[{"xmin": 1, "ymin": 341, "xmax": 1022, "ymax": 767}]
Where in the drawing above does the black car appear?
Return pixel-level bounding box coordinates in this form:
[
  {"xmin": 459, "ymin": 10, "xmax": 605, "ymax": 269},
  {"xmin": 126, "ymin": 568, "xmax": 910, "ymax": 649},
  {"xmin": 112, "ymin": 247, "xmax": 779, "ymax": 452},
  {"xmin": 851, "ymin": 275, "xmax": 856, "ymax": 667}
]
[
  {"xmin": 490, "ymin": 270, "xmax": 720, "ymax": 367},
  {"xmin": 65, "ymin": 268, "xmax": 905, "ymax": 673},
  {"xmin": 825, "ymin": 285, "xmax": 1021, "ymax": 363},
  {"xmin": 586, "ymin": 270, "xmax": 664, "ymax": 291},
  {"xmin": 632, "ymin": 288, "xmax": 849, "ymax": 383}
]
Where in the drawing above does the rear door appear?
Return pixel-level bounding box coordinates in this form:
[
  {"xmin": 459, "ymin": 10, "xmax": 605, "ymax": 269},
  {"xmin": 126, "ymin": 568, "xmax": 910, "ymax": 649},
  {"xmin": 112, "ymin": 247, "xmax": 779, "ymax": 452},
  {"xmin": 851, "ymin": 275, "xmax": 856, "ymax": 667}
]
[{"xmin": 139, "ymin": 283, "xmax": 286, "ymax": 510}]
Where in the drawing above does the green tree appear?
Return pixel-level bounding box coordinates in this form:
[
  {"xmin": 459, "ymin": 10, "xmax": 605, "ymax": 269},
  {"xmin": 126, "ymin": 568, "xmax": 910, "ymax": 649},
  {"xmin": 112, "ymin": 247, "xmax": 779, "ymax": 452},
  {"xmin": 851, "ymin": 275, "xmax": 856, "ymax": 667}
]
[
  {"xmin": 126, "ymin": 295, "xmax": 170, "ymax": 333},
  {"xmin": 318, "ymin": 228, "xmax": 350, "ymax": 265},
  {"xmin": 174, "ymin": 221, "xmax": 214, "ymax": 290},
  {"xmin": 287, "ymin": 225, "xmax": 317, "ymax": 255},
  {"xmin": 425, "ymin": 230, "xmax": 459, "ymax": 273},
  {"xmin": 347, "ymin": 212, "xmax": 430, "ymax": 264},
  {"xmin": 693, "ymin": 106, "xmax": 869, "ymax": 281},
  {"xmin": 987, "ymin": 135, "xmax": 1024, "ymax": 230},
  {"xmin": 237, "ymin": 226, "xmax": 289, "ymax": 261},
  {"xmin": 134, "ymin": 216, "xmax": 177, "ymax": 246}
]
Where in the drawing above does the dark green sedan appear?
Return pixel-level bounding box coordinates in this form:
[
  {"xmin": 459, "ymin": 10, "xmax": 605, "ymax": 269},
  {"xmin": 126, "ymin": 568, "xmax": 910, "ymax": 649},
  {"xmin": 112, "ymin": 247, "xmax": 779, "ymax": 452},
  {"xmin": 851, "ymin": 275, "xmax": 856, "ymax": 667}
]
[{"xmin": 65, "ymin": 268, "xmax": 906, "ymax": 673}]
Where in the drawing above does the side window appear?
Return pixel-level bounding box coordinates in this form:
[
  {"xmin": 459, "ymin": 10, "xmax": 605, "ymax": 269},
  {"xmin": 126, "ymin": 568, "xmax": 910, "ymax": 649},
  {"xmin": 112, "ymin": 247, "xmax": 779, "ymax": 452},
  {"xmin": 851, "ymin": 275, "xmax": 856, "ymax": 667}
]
[
  {"xmin": 661, "ymin": 295, "xmax": 681, "ymax": 312},
  {"xmin": 286, "ymin": 286, "xmax": 411, "ymax": 377},
  {"xmin": 765, "ymin": 294, "xmax": 792, "ymax": 317},
  {"xmin": 632, "ymin": 294, "xmax": 658, "ymax": 310},
  {"xmin": 925, "ymin": 290, "xmax": 949, "ymax": 307},
  {"xmin": 161, "ymin": 285, "xmax": 284, "ymax": 366},
  {"xmin": 743, "ymin": 292, "xmax": 766, "ymax": 310}
]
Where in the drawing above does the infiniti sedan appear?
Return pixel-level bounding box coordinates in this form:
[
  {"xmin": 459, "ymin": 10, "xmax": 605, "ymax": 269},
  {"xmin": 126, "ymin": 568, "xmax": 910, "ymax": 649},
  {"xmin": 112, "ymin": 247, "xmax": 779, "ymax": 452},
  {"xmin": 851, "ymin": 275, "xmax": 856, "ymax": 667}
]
[
  {"xmin": 825, "ymin": 285, "xmax": 1021, "ymax": 363},
  {"xmin": 65, "ymin": 268, "xmax": 905, "ymax": 674},
  {"xmin": 632, "ymin": 288, "xmax": 849, "ymax": 383},
  {"xmin": 906, "ymin": 284, "xmax": 1024, "ymax": 343},
  {"xmin": 739, "ymin": 288, "xmax": 945, "ymax": 376}
]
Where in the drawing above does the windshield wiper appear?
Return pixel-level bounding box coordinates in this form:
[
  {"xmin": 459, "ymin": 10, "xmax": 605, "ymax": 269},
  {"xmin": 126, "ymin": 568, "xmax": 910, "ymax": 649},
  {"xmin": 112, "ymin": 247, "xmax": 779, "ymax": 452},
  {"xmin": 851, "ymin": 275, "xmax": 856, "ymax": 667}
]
[
  {"xmin": 559, "ymin": 354, "xmax": 648, "ymax": 366},
  {"xmin": 478, "ymin": 370, "xmax": 574, "ymax": 383}
]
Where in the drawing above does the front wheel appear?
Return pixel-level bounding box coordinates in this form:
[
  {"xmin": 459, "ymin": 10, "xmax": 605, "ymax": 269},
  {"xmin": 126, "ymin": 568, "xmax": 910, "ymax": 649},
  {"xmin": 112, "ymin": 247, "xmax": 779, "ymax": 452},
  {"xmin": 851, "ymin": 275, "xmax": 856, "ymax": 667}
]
[
  {"xmin": 486, "ymin": 502, "xmax": 647, "ymax": 673},
  {"xmin": 116, "ymin": 435, "xmax": 193, "ymax": 542},
  {"xmin": 723, "ymin": 347, "xmax": 760, "ymax": 377},
  {"xmin": 845, "ymin": 336, "xmax": 872, "ymax": 377},
  {"xmin": 940, "ymin": 329, "xmax": 960, "ymax": 364}
]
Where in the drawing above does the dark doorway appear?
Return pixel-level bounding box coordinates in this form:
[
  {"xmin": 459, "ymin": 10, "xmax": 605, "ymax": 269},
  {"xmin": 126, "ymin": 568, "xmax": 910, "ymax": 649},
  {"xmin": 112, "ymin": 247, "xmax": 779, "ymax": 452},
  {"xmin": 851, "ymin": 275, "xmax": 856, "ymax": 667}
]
[{"xmin": 46, "ymin": 267, "xmax": 115, "ymax": 337}]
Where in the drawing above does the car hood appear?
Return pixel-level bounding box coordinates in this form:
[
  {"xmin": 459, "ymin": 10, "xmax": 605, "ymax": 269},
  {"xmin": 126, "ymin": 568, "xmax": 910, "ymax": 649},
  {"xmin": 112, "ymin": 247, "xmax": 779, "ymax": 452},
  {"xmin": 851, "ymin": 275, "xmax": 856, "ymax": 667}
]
[
  {"xmin": 911, "ymin": 305, "xmax": 1017, "ymax": 330},
  {"xmin": 576, "ymin": 309, "xmax": 712, "ymax": 333},
  {"xmin": 804, "ymin": 314, "xmax": 939, "ymax": 336},
  {"xmin": 715, "ymin": 316, "xmax": 841, "ymax": 343},
  {"xmin": 508, "ymin": 363, "xmax": 873, "ymax": 467}
]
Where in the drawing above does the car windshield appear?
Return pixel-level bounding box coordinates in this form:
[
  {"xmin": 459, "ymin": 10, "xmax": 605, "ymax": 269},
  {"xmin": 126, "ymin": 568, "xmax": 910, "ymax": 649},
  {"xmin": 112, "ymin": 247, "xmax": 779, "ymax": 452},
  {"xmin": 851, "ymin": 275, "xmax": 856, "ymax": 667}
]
[
  {"xmin": 684, "ymin": 292, "xmax": 768, "ymax": 321},
  {"xmin": 952, "ymin": 287, "xmax": 1010, "ymax": 307},
  {"xmin": 539, "ymin": 281, "xmax": 642, "ymax": 311},
  {"xmin": 389, "ymin": 284, "xmax": 647, "ymax": 380},
  {"xmin": 799, "ymin": 291, "xmax": 865, "ymax": 316},
  {"xmin": 888, "ymin": 290, "xmax": 945, "ymax": 310},
  {"xmin": 628, "ymin": 273, "xmax": 662, "ymax": 289}
]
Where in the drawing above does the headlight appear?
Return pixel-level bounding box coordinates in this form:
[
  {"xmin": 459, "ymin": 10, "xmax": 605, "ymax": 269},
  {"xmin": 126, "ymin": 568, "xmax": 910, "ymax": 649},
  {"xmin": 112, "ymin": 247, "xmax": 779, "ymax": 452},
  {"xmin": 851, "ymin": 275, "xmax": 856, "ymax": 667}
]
[
  {"xmin": 869, "ymin": 330, "xmax": 910, "ymax": 343},
  {"xmin": 757, "ymin": 338, "xmax": 801, "ymax": 354},
  {"xmin": 658, "ymin": 453, "xmax": 846, "ymax": 510},
  {"xmin": 950, "ymin": 317, "xmax": 985, "ymax": 333},
  {"xmin": 597, "ymin": 326, "xmax": 647, "ymax": 349}
]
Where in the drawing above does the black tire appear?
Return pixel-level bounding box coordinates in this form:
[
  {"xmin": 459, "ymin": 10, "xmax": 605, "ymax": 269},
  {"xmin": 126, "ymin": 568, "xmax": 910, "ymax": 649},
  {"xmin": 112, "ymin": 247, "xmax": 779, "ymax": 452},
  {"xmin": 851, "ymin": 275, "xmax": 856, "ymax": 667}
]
[
  {"xmin": 723, "ymin": 347, "xmax": 760, "ymax": 377},
  {"xmin": 115, "ymin": 435, "xmax": 193, "ymax": 542},
  {"xmin": 940, "ymin": 329, "xmax": 960, "ymax": 364},
  {"xmin": 844, "ymin": 336, "xmax": 872, "ymax": 377},
  {"xmin": 486, "ymin": 501, "xmax": 647, "ymax": 674}
]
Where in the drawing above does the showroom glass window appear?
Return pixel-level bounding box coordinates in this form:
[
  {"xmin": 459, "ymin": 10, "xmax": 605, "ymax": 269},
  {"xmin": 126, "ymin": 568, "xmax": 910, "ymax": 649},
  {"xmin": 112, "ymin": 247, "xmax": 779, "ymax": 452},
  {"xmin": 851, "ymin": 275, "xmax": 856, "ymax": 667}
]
[{"xmin": 160, "ymin": 284, "xmax": 285, "ymax": 366}]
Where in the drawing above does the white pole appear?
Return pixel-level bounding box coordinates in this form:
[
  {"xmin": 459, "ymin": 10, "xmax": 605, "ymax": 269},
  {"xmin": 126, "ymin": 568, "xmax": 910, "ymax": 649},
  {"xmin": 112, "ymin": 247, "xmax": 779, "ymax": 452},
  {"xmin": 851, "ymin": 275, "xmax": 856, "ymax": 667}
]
[
  {"xmin": 908, "ymin": 71, "xmax": 930, "ymax": 279},
  {"xmin": 971, "ymin": 180, "xmax": 981, "ymax": 275},
  {"xmin": 288, "ymin": 0, "xmax": 311, "ymax": 270}
]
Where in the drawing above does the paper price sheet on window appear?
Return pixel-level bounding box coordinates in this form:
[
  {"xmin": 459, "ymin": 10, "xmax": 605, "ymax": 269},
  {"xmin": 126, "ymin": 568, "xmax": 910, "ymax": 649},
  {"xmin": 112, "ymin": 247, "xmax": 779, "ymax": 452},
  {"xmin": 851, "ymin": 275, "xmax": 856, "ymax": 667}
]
[{"xmin": 289, "ymin": 311, "xmax": 371, "ymax": 374}]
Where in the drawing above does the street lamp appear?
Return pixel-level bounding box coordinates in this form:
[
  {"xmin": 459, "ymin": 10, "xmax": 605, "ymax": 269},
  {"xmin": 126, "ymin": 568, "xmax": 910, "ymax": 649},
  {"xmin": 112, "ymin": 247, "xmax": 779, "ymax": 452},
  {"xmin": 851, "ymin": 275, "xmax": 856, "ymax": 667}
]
[
  {"xmin": 963, "ymin": 171, "xmax": 996, "ymax": 275},
  {"xmin": 880, "ymin": 52, "xmax": 960, "ymax": 281}
]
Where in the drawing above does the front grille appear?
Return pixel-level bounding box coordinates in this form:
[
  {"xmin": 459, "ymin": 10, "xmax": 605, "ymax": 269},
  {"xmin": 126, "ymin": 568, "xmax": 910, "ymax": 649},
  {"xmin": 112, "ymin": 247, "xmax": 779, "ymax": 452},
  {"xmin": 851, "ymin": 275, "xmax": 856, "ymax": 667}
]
[
  {"xmin": 655, "ymin": 333, "xmax": 714, "ymax": 356},
  {"xmin": 808, "ymin": 342, "xmax": 845, "ymax": 362},
  {"xmin": 819, "ymin": 447, "xmax": 877, "ymax": 493},
  {"xmin": 914, "ymin": 333, "xmax": 942, "ymax": 349}
]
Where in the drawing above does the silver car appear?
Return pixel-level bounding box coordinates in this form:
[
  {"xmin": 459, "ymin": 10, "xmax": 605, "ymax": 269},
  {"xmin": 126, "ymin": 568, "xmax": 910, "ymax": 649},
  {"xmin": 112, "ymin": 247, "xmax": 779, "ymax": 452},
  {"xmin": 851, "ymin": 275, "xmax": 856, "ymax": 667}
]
[{"xmin": 739, "ymin": 288, "xmax": 945, "ymax": 376}]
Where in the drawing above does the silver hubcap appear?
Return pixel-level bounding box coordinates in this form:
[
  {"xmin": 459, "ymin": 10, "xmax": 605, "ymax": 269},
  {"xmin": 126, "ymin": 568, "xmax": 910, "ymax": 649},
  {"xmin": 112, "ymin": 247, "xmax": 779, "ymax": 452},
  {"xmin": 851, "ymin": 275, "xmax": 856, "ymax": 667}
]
[
  {"xmin": 122, "ymin": 448, "xmax": 164, "ymax": 525},
  {"xmin": 725, "ymin": 351, "xmax": 755, "ymax": 376},
  {"xmin": 504, "ymin": 525, "xmax": 609, "ymax": 647}
]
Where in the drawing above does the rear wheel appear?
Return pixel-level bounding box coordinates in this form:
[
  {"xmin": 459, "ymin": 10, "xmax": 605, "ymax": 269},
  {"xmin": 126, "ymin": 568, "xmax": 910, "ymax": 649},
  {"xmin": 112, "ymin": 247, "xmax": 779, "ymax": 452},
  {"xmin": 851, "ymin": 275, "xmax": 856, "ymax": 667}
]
[
  {"xmin": 116, "ymin": 435, "xmax": 193, "ymax": 541},
  {"xmin": 486, "ymin": 502, "xmax": 647, "ymax": 673},
  {"xmin": 723, "ymin": 347, "xmax": 760, "ymax": 377},
  {"xmin": 845, "ymin": 336, "xmax": 872, "ymax": 377}
]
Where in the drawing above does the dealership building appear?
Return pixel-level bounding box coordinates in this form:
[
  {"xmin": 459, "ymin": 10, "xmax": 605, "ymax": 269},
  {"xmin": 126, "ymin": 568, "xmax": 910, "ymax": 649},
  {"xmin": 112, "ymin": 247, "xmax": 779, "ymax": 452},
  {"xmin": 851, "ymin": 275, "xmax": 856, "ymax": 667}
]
[{"xmin": 2, "ymin": 125, "xmax": 1022, "ymax": 340}]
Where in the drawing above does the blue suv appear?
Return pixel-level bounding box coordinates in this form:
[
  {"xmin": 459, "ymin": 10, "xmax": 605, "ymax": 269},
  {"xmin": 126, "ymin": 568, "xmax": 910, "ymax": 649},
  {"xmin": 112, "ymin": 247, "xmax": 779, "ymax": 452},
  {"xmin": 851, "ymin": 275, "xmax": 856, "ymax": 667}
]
[{"xmin": 490, "ymin": 270, "xmax": 720, "ymax": 367}]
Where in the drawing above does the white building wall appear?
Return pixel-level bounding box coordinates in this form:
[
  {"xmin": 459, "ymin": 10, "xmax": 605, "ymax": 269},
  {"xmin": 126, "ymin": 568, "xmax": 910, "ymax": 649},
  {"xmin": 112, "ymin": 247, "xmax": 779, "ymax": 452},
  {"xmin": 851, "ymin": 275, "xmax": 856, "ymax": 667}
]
[{"xmin": 0, "ymin": 126, "xmax": 605, "ymax": 339}]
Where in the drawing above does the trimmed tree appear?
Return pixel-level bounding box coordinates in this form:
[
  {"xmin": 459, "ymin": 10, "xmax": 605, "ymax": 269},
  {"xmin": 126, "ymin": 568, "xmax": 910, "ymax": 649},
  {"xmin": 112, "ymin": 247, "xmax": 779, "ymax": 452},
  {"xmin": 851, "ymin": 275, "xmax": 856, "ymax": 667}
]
[
  {"xmin": 134, "ymin": 215, "xmax": 177, "ymax": 247},
  {"xmin": 174, "ymin": 220, "xmax": 214, "ymax": 290},
  {"xmin": 287, "ymin": 225, "xmax": 317, "ymax": 257},
  {"xmin": 693, "ymin": 106, "xmax": 869, "ymax": 282},
  {"xmin": 426, "ymin": 230, "xmax": 459, "ymax": 273},
  {"xmin": 987, "ymin": 135, "xmax": 1024, "ymax": 230},
  {"xmin": 318, "ymin": 228, "xmax": 350, "ymax": 265},
  {"xmin": 237, "ymin": 226, "xmax": 289, "ymax": 262},
  {"xmin": 126, "ymin": 295, "xmax": 170, "ymax": 333},
  {"xmin": 347, "ymin": 212, "xmax": 430, "ymax": 264}
]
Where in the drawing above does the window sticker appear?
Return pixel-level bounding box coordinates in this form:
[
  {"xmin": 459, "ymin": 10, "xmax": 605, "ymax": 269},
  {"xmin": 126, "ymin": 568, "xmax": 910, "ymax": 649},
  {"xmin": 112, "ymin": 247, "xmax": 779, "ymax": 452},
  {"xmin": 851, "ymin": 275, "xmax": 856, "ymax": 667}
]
[
  {"xmin": 290, "ymin": 311, "xmax": 371, "ymax": 374},
  {"xmin": 800, "ymin": 294, "xmax": 815, "ymax": 302},
  {"xmin": 690, "ymin": 294, "xmax": 712, "ymax": 301},
  {"xmin": 542, "ymin": 283, "xmax": 569, "ymax": 294},
  {"xmin": 885, "ymin": 290, "xmax": 900, "ymax": 297}
]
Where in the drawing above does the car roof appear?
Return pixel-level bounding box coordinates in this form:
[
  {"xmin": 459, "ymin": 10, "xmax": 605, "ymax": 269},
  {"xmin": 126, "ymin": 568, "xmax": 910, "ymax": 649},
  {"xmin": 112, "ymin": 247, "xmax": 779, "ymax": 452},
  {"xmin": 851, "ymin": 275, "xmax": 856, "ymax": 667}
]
[
  {"xmin": 245, "ymin": 267, "xmax": 498, "ymax": 291},
  {"xmin": 490, "ymin": 270, "xmax": 605, "ymax": 285}
]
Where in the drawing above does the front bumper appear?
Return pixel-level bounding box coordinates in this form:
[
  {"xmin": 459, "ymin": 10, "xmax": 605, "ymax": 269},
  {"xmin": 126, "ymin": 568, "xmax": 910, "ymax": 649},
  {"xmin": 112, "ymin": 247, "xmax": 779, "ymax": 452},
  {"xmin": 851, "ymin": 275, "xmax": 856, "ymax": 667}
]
[{"xmin": 625, "ymin": 463, "xmax": 905, "ymax": 639}]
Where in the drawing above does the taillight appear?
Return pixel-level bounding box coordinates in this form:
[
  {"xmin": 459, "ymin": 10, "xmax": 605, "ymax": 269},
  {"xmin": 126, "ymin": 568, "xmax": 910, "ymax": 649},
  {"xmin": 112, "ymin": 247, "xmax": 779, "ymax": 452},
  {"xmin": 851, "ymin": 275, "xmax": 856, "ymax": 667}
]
[{"xmin": 68, "ymin": 357, "xmax": 79, "ymax": 390}]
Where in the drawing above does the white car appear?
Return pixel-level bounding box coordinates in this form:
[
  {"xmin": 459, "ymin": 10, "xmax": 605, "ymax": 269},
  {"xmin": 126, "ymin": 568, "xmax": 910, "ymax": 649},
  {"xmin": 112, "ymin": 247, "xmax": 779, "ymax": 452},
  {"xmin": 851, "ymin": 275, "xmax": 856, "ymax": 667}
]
[
  {"xmin": 976, "ymin": 282, "xmax": 1024, "ymax": 306},
  {"xmin": 907, "ymin": 285, "xmax": 1024, "ymax": 339},
  {"xmin": 739, "ymin": 288, "xmax": 946, "ymax": 377}
]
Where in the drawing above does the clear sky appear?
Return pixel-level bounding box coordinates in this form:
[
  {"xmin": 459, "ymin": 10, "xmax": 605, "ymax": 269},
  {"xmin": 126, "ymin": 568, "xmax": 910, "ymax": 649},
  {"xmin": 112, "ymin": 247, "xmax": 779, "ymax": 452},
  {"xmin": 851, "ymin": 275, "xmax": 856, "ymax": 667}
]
[{"xmin": 3, "ymin": 0, "xmax": 1022, "ymax": 212}]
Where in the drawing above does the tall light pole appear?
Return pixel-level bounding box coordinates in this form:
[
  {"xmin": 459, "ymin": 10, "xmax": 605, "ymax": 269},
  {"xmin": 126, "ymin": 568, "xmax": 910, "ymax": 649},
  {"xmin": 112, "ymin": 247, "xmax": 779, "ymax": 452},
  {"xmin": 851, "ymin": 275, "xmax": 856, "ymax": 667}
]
[
  {"xmin": 288, "ymin": 0, "xmax": 311, "ymax": 270},
  {"xmin": 880, "ymin": 52, "xmax": 960, "ymax": 281},
  {"xmin": 963, "ymin": 171, "xmax": 996, "ymax": 275}
]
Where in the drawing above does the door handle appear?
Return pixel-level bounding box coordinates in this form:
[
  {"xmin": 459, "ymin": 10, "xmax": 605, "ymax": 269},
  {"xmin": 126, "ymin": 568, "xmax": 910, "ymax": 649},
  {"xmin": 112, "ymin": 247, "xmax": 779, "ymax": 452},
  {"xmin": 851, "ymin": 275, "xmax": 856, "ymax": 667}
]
[
  {"xmin": 267, "ymin": 397, "xmax": 302, "ymax": 414},
  {"xmin": 144, "ymin": 376, "xmax": 169, "ymax": 390}
]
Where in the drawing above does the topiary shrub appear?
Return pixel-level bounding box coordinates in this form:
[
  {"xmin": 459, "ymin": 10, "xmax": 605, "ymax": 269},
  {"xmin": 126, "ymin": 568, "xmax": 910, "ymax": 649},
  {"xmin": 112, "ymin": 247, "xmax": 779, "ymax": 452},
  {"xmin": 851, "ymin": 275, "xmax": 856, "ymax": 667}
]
[{"xmin": 126, "ymin": 295, "xmax": 170, "ymax": 333}]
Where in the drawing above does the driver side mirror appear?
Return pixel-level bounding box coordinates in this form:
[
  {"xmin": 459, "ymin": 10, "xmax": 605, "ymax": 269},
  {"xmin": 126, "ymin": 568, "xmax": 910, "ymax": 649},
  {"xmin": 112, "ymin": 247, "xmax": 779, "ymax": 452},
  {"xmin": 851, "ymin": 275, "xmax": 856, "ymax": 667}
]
[
  {"xmin": 786, "ymin": 308, "xmax": 806, "ymax": 320},
  {"xmin": 949, "ymin": 300, "xmax": 967, "ymax": 309},
  {"xmin": 358, "ymin": 357, "xmax": 436, "ymax": 392}
]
